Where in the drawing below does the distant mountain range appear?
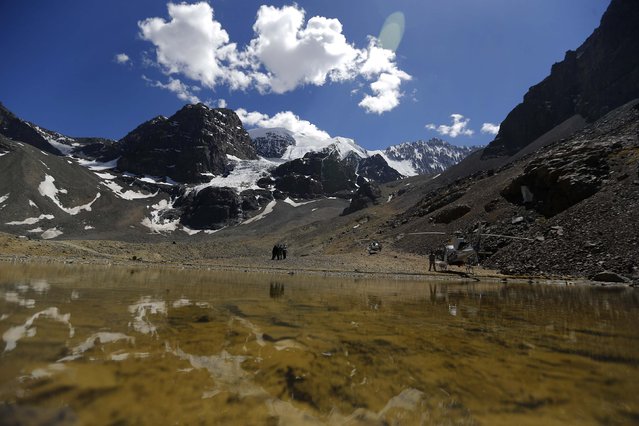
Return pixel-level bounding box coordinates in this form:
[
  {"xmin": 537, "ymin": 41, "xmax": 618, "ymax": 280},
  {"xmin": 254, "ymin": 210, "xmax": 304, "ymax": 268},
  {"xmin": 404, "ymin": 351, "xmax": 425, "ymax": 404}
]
[
  {"xmin": 383, "ymin": 139, "xmax": 479, "ymax": 175},
  {"xmin": 0, "ymin": 101, "xmax": 477, "ymax": 237},
  {"xmin": 249, "ymin": 125, "xmax": 479, "ymax": 176}
]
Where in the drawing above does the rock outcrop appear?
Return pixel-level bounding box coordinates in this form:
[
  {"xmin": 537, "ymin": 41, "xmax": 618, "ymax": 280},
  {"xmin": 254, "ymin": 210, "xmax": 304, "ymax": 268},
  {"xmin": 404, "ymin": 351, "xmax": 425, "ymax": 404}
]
[
  {"xmin": 500, "ymin": 135, "xmax": 615, "ymax": 217},
  {"xmin": 357, "ymin": 154, "xmax": 403, "ymax": 183},
  {"xmin": 483, "ymin": 101, "xmax": 639, "ymax": 279},
  {"xmin": 342, "ymin": 176, "xmax": 382, "ymax": 215},
  {"xmin": 175, "ymin": 186, "xmax": 273, "ymax": 230},
  {"xmin": 271, "ymin": 150, "xmax": 358, "ymax": 198}
]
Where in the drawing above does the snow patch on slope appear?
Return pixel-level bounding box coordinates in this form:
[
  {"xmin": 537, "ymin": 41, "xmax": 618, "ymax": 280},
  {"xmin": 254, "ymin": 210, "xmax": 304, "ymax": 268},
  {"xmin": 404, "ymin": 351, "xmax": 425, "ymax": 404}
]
[
  {"xmin": 128, "ymin": 297, "xmax": 167, "ymax": 336},
  {"xmin": 242, "ymin": 200, "xmax": 276, "ymax": 225},
  {"xmin": 283, "ymin": 197, "xmax": 316, "ymax": 207},
  {"xmin": 59, "ymin": 332, "xmax": 134, "ymax": 362},
  {"xmin": 194, "ymin": 156, "xmax": 279, "ymax": 193},
  {"xmin": 76, "ymin": 157, "xmax": 119, "ymax": 171},
  {"xmin": 369, "ymin": 150, "xmax": 418, "ymax": 176},
  {"xmin": 6, "ymin": 214, "xmax": 55, "ymax": 226},
  {"xmin": 250, "ymin": 127, "xmax": 368, "ymax": 161},
  {"xmin": 41, "ymin": 227, "xmax": 63, "ymax": 239},
  {"xmin": 101, "ymin": 180, "xmax": 157, "ymax": 200},
  {"xmin": 141, "ymin": 199, "xmax": 179, "ymax": 233},
  {"xmin": 38, "ymin": 174, "xmax": 100, "ymax": 215},
  {"xmin": 29, "ymin": 123, "xmax": 79, "ymax": 155}
]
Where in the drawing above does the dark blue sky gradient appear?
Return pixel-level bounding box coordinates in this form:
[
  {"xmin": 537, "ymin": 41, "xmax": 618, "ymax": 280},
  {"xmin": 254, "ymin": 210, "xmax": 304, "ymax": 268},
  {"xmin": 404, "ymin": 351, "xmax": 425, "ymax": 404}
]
[{"xmin": 0, "ymin": 0, "xmax": 609, "ymax": 149}]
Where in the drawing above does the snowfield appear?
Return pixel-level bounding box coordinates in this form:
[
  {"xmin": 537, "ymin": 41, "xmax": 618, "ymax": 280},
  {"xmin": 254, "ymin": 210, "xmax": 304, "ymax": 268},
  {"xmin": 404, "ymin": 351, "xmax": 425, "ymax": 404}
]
[{"xmin": 193, "ymin": 156, "xmax": 280, "ymax": 194}]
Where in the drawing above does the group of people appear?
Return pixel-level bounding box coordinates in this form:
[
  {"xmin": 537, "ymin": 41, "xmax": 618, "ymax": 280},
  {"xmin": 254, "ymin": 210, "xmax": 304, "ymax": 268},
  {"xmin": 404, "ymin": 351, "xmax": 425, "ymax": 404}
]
[{"xmin": 271, "ymin": 243, "xmax": 287, "ymax": 260}]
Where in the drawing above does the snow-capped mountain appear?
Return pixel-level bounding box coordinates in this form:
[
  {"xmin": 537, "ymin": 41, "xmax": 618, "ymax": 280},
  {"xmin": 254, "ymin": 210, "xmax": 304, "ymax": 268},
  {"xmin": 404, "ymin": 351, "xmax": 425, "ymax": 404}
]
[
  {"xmin": 119, "ymin": 103, "xmax": 258, "ymax": 183},
  {"xmin": 248, "ymin": 128, "xmax": 477, "ymax": 178},
  {"xmin": 383, "ymin": 139, "xmax": 480, "ymax": 175},
  {"xmin": 249, "ymin": 127, "xmax": 368, "ymax": 161},
  {"xmin": 249, "ymin": 128, "xmax": 296, "ymax": 158}
]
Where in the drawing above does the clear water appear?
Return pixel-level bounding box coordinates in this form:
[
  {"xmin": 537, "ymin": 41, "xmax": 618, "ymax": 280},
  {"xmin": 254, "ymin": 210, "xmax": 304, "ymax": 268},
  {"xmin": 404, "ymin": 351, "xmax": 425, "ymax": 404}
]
[{"xmin": 0, "ymin": 263, "xmax": 638, "ymax": 425}]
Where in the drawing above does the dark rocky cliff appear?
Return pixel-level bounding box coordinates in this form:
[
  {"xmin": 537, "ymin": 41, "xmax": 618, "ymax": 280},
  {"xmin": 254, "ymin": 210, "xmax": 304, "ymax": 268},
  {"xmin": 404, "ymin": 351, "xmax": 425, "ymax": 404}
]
[
  {"xmin": 483, "ymin": 0, "xmax": 639, "ymax": 158},
  {"xmin": 118, "ymin": 103, "xmax": 257, "ymax": 183}
]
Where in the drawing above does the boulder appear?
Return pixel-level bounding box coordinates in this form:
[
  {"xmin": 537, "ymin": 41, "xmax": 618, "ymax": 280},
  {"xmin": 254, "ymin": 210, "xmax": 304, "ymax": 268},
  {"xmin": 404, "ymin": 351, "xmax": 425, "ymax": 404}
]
[
  {"xmin": 591, "ymin": 271, "xmax": 631, "ymax": 283},
  {"xmin": 501, "ymin": 142, "xmax": 612, "ymax": 217},
  {"xmin": 432, "ymin": 204, "xmax": 471, "ymax": 224}
]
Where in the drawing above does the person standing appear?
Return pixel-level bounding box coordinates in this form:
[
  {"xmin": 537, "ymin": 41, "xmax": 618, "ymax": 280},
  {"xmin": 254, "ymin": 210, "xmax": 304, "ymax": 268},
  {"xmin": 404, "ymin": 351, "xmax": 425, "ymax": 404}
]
[{"xmin": 428, "ymin": 251, "xmax": 437, "ymax": 272}]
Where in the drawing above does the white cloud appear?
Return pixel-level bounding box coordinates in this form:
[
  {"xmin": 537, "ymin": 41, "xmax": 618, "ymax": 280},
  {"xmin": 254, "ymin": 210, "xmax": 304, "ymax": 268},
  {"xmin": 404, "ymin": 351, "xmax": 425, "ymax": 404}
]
[
  {"xmin": 236, "ymin": 108, "xmax": 331, "ymax": 140},
  {"xmin": 358, "ymin": 69, "xmax": 410, "ymax": 114},
  {"xmin": 142, "ymin": 75, "xmax": 201, "ymax": 104},
  {"xmin": 217, "ymin": 99, "xmax": 227, "ymax": 108},
  {"xmin": 426, "ymin": 114, "xmax": 474, "ymax": 138},
  {"xmin": 247, "ymin": 5, "xmax": 360, "ymax": 93},
  {"xmin": 357, "ymin": 40, "xmax": 411, "ymax": 114},
  {"xmin": 115, "ymin": 53, "xmax": 130, "ymax": 64},
  {"xmin": 138, "ymin": 2, "xmax": 249, "ymax": 90},
  {"xmin": 139, "ymin": 2, "xmax": 410, "ymax": 113},
  {"xmin": 481, "ymin": 122, "xmax": 500, "ymax": 135}
]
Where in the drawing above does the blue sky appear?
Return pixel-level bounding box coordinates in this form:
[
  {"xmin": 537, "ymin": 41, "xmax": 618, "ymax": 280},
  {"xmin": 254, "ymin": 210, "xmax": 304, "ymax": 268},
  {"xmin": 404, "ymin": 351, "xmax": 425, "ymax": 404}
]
[{"xmin": 0, "ymin": 0, "xmax": 608, "ymax": 149}]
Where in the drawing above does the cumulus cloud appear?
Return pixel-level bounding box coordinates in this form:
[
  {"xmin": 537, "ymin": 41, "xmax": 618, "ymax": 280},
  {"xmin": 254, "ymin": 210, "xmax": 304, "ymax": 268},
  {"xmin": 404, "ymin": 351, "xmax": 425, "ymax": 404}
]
[
  {"xmin": 247, "ymin": 5, "xmax": 360, "ymax": 93},
  {"xmin": 114, "ymin": 53, "xmax": 130, "ymax": 64},
  {"xmin": 481, "ymin": 122, "xmax": 500, "ymax": 135},
  {"xmin": 426, "ymin": 114, "xmax": 474, "ymax": 138},
  {"xmin": 142, "ymin": 75, "xmax": 201, "ymax": 104},
  {"xmin": 356, "ymin": 40, "xmax": 411, "ymax": 113},
  {"xmin": 236, "ymin": 108, "xmax": 331, "ymax": 140},
  {"xmin": 359, "ymin": 68, "xmax": 410, "ymax": 114},
  {"xmin": 139, "ymin": 2, "xmax": 410, "ymax": 113},
  {"xmin": 138, "ymin": 2, "xmax": 246, "ymax": 89}
]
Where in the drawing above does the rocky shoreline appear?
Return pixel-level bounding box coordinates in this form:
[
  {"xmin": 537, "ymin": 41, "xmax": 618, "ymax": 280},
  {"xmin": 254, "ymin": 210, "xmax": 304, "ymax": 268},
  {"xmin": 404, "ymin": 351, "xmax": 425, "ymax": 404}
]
[{"xmin": 0, "ymin": 232, "xmax": 633, "ymax": 288}]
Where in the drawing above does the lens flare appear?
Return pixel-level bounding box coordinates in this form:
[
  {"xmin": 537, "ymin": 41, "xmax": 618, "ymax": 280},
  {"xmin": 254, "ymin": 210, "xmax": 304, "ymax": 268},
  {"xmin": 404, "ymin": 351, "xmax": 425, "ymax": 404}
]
[{"xmin": 378, "ymin": 11, "xmax": 405, "ymax": 52}]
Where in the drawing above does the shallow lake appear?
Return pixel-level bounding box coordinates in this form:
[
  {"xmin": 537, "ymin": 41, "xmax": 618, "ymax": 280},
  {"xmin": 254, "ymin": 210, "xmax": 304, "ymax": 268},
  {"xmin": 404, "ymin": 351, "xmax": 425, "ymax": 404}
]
[{"xmin": 0, "ymin": 263, "xmax": 638, "ymax": 425}]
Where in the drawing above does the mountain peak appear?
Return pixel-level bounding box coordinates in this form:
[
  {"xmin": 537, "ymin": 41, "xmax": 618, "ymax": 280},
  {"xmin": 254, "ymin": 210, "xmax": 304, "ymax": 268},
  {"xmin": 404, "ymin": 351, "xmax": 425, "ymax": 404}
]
[
  {"xmin": 383, "ymin": 139, "xmax": 479, "ymax": 176},
  {"xmin": 117, "ymin": 104, "xmax": 257, "ymax": 183}
]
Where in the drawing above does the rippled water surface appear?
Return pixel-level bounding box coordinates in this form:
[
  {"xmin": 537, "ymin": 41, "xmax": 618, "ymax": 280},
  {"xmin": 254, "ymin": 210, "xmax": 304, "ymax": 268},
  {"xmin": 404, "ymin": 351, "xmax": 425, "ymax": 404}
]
[{"xmin": 0, "ymin": 263, "xmax": 638, "ymax": 425}]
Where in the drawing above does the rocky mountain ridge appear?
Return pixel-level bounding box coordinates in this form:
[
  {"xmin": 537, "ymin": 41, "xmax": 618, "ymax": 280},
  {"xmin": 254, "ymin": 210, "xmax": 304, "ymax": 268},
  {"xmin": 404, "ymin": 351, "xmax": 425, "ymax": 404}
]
[
  {"xmin": 483, "ymin": 0, "xmax": 639, "ymax": 158},
  {"xmin": 0, "ymin": 101, "xmax": 475, "ymax": 235},
  {"xmin": 383, "ymin": 138, "xmax": 479, "ymax": 175}
]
